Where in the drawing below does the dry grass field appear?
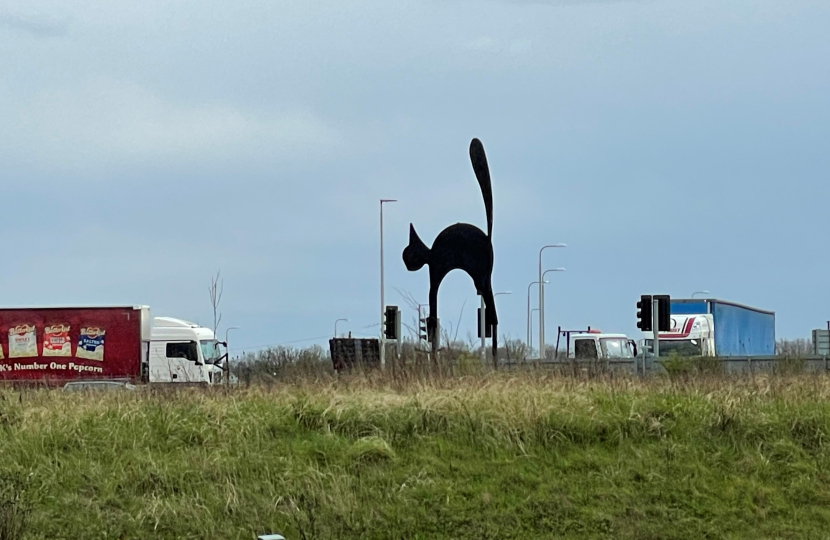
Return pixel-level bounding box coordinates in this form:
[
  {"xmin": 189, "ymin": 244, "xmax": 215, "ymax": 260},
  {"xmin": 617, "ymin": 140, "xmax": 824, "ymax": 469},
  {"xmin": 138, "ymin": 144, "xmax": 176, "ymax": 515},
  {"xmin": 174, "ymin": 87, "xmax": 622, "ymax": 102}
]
[{"xmin": 2, "ymin": 371, "xmax": 830, "ymax": 539}]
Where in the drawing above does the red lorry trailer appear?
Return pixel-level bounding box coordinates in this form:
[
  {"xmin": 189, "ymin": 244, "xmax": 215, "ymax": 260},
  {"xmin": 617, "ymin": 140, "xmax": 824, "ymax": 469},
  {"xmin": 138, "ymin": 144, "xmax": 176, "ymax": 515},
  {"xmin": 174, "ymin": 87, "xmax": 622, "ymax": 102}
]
[{"xmin": 0, "ymin": 306, "xmax": 152, "ymax": 385}]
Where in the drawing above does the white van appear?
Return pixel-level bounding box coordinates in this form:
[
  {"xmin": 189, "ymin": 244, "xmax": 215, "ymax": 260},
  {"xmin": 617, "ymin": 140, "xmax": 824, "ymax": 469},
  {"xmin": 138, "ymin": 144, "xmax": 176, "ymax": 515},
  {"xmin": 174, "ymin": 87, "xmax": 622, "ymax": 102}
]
[
  {"xmin": 565, "ymin": 330, "xmax": 637, "ymax": 360},
  {"xmin": 149, "ymin": 317, "xmax": 225, "ymax": 384}
]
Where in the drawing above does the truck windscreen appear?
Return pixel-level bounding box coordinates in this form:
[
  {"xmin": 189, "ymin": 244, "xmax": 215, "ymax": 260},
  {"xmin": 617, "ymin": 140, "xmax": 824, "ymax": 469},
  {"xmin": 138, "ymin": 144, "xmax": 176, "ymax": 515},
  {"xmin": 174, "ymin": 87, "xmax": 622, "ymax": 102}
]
[
  {"xmin": 200, "ymin": 340, "xmax": 223, "ymax": 364},
  {"xmin": 600, "ymin": 338, "xmax": 634, "ymax": 358},
  {"xmin": 658, "ymin": 340, "xmax": 702, "ymax": 357}
]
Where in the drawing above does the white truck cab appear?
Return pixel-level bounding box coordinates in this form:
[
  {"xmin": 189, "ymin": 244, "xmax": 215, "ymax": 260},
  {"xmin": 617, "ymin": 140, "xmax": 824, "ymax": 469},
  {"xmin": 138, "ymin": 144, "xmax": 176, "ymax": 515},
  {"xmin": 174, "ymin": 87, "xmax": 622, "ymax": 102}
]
[
  {"xmin": 640, "ymin": 314, "xmax": 715, "ymax": 357},
  {"xmin": 565, "ymin": 330, "xmax": 637, "ymax": 360},
  {"xmin": 149, "ymin": 317, "xmax": 226, "ymax": 384}
]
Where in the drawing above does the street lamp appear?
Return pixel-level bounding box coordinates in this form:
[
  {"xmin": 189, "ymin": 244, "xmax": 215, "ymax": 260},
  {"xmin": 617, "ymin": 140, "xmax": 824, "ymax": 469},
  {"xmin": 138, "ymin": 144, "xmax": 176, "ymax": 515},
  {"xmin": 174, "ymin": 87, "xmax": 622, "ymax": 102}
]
[
  {"xmin": 380, "ymin": 198, "xmax": 397, "ymax": 370},
  {"xmin": 692, "ymin": 291, "xmax": 709, "ymax": 298},
  {"xmin": 542, "ymin": 268, "xmax": 566, "ymax": 352},
  {"xmin": 224, "ymin": 326, "xmax": 239, "ymax": 387},
  {"xmin": 334, "ymin": 318, "xmax": 349, "ymax": 337},
  {"xmin": 526, "ymin": 280, "xmax": 548, "ymax": 347},
  {"xmin": 224, "ymin": 326, "xmax": 239, "ymax": 346},
  {"xmin": 538, "ymin": 244, "xmax": 566, "ymax": 360},
  {"xmin": 543, "ymin": 268, "xmax": 566, "ymax": 280},
  {"xmin": 529, "ymin": 308, "xmax": 540, "ymax": 353}
]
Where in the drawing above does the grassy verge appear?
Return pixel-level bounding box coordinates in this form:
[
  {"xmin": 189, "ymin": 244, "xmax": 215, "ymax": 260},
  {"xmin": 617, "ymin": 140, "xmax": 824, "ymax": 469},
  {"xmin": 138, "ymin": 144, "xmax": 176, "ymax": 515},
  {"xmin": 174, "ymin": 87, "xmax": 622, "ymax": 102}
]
[{"xmin": 3, "ymin": 373, "xmax": 830, "ymax": 539}]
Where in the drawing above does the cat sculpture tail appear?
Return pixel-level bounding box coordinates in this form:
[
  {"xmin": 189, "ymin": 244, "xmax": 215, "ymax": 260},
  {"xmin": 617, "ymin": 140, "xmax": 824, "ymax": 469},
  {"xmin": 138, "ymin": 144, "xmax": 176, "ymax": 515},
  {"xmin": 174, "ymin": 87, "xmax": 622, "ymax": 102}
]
[{"xmin": 402, "ymin": 138, "xmax": 494, "ymax": 270}]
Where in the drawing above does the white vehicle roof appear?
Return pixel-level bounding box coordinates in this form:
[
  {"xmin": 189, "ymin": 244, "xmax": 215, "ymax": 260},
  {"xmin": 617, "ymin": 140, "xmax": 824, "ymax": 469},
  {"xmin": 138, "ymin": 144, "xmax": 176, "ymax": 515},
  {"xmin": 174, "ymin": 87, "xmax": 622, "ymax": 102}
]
[
  {"xmin": 154, "ymin": 317, "xmax": 199, "ymax": 328},
  {"xmin": 571, "ymin": 333, "xmax": 630, "ymax": 339},
  {"xmin": 152, "ymin": 317, "xmax": 215, "ymax": 341}
]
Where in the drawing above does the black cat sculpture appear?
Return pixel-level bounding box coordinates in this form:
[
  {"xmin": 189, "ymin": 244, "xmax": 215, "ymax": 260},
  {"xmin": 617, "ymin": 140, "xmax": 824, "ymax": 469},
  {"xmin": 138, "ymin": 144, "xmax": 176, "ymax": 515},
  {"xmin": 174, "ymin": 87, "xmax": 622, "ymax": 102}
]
[{"xmin": 403, "ymin": 138, "xmax": 498, "ymax": 360}]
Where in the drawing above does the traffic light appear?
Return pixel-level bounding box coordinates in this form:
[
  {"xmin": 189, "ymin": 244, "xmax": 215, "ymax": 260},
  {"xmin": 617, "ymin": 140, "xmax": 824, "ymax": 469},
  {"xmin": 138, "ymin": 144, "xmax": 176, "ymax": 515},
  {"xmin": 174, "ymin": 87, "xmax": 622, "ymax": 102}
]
[
  {"xmin": 636, "ymin": 295, "xmax": 652, "ymax": 331},
  {"xmin": 655, "ymin": 295, "xmax": 671, "ymax": 332},
  {"xmin": 419, "ymin": 317, "xmax": 428, "ymax": 342},
  {"xmin": 477, "ymin": 308, "xmax": 492, "ymax": 338},
  {"xmin": 417, "ymin": 308, "xmax": 438, "ymax": 344},
  {"xmin": 384, "ymin": 305, "xmax": 400, "ymax": 340}
]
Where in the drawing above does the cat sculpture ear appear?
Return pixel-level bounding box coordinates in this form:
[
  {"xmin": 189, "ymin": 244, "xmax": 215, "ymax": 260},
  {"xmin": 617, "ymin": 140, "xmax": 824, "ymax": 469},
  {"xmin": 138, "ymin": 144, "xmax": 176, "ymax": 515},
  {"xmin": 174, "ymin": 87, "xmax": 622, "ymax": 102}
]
[{"xmin": 402, "ymin": 224, "xmax": 430, "ymax": 271}]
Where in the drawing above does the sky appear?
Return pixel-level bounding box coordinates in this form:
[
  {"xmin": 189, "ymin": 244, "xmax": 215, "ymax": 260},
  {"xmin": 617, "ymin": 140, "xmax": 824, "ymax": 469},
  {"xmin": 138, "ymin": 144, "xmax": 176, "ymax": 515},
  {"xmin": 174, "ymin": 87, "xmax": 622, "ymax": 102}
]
[{"xmin": 1, "ymin": 0, "xmax": 829, "ymax": 355}]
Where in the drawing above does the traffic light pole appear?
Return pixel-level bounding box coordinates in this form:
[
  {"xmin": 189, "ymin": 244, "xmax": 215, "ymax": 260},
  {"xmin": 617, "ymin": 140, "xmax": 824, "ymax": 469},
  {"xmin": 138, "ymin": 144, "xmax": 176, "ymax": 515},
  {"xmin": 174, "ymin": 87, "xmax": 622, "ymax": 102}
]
[
  {"xmin": 379, "ymin": 199, "xmax": 397, "ymax": 371},
  {"xmin": 397, "ymin": 314, "xmax": 402, "ymax": 360},
  {"xmin": 652, "ymin": 296, "xmax": 660, "ymax": 358},
  {"xmin": 380, "ymin": 202, "xmax": 386, "ymax": 370}
]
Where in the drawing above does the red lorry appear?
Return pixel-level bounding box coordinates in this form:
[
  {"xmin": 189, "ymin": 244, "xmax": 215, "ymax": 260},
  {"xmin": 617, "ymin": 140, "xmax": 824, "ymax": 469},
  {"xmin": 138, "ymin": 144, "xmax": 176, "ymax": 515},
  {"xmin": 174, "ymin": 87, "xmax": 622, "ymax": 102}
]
[{"xmin": 0, "ymin": 306, "xmax": 152, "ymax": 385}]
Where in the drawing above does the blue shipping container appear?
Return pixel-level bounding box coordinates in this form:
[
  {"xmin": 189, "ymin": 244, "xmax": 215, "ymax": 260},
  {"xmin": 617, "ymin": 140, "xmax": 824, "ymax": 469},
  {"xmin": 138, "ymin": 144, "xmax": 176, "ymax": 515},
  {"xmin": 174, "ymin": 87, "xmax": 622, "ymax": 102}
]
[
  {"xmin": 670, "ymin": 299, "xmax": 775, "ymax": 357},
  {"xmin": 711, "ymin": 301, "xmax": 775, "ymax": 356}
]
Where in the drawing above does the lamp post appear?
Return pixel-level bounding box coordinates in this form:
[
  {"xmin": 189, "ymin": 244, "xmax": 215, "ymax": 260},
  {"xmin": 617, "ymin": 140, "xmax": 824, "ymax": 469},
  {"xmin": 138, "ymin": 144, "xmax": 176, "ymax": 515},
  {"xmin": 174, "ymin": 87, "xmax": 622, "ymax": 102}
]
[
  {"xmin": 530, "ymin": 308, "xmax": 540, "ymax": 352},
  {"xmin": 692, "ymin": 290, "xmax": 709, "ymax": 298},
  {"xmin": 224, "ymin": 326, "xmax": 239, "ymax": 387},
  {"xmin": 380, "ymin": 198, "xmax": 397, "ymax": 370},
  {"xmin": 538, "ymin": 244, "xmax": 566, "ymax": 360},
  {"xmin": 526, "ymin": 280, "xmax": 548, "ymax": 347},
  {"xmin": 542, "ymin": 268, "xmax": 566, "ymax": 351},
  {"xmin": 543, "ymin": 268, "xmax": 566, "ymax": 281},
  {"xmin": 334, "ymin": 318, "xmax": 348, "ymax": 337}
]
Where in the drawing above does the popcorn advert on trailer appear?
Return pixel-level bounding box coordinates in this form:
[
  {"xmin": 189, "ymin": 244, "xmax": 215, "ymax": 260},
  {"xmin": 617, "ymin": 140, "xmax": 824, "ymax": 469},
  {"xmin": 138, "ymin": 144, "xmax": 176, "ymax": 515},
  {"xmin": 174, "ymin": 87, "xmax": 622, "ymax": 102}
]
[
  {"xmin": 43, "ymin": 324, "xmax": 72, "ymax": 357},
  {"xmin": 0, "ymin": 323, "xmax": 107, "ymax": 373},
  {"xmin": 77, "ymin": 327, "xmax": 106, "ymax": 361},
  {"xmin": 9, "ymin": 325, "xmax": 37, "ymax": 358}
]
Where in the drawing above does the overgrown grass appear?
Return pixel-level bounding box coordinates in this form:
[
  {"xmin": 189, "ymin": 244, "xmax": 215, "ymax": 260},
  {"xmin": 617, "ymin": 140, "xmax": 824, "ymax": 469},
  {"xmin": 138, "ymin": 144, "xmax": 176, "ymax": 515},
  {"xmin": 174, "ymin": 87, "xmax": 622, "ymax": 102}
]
[{"xmin": 4, "ymin": 373, "xmax": 830, "ymax": 538}]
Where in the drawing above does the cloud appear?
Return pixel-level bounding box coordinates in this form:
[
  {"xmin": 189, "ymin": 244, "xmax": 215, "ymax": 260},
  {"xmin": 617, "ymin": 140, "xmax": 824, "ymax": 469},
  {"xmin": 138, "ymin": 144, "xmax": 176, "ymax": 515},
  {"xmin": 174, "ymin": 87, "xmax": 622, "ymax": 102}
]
[
  {"xmin": 0, "ymin": 78, "xmax": 346, "ymax": 173},
  {"xmin": 0, "ymin": 12, "xmax": 66, "ymax": 37}
]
